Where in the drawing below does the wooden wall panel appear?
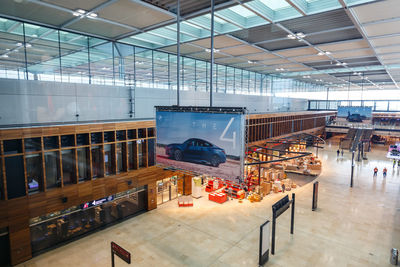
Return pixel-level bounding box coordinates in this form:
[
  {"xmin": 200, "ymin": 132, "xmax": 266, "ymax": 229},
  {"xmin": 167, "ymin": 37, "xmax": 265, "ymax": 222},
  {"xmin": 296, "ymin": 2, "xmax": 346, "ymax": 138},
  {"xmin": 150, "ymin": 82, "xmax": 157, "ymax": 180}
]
[{"xmin": 147, "ymin": 182, "xmax": 157, "ymax": 211}]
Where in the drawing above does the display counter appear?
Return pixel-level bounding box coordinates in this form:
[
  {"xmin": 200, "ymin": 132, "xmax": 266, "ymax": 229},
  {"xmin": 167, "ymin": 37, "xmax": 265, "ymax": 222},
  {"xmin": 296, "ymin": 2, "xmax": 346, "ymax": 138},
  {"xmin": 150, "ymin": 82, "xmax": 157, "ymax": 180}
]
[{"xmin": 29, "ymin": 187, "xmax": 147, "ymax": 255}]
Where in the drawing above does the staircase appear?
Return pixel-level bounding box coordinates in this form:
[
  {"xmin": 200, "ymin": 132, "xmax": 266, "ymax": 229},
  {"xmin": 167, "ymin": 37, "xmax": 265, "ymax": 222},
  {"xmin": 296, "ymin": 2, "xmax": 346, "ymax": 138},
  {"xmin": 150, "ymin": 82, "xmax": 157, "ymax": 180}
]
[
  {"xmin": 340, "ymin": 128, "xmax": 357, "ymax": 150},
  {"xmin": 350, "ymin": 129, "xmax": 363, "ymax": 152}
]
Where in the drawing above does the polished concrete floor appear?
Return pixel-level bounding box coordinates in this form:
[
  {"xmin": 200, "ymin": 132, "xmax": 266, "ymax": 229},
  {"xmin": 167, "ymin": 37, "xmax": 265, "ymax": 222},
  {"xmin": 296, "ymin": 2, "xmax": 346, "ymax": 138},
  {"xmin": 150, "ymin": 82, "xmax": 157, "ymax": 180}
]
[{"xmin": 19, "ymin": 143, "xmax": 400, "ymax": 267}]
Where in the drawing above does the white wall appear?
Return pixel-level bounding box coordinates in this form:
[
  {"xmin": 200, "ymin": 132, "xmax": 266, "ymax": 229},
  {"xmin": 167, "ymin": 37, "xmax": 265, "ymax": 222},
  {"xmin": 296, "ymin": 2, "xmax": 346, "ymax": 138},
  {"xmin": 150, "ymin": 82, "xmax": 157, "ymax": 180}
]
[{"xmin": 0, "ymin": 79, "xmax": 308, "ymax": 126}]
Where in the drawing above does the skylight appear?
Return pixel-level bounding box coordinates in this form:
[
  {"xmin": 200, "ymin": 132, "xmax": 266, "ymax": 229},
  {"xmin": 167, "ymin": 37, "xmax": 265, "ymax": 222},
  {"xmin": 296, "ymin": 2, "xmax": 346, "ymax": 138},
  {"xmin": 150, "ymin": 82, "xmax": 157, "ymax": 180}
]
[
  {"xmin": 229, "ymin": 5, "xmax": 257, "ymax": 18},
  {"xmin": 259, "ymin": 0, "xmax": 291, "ymax": 11}
]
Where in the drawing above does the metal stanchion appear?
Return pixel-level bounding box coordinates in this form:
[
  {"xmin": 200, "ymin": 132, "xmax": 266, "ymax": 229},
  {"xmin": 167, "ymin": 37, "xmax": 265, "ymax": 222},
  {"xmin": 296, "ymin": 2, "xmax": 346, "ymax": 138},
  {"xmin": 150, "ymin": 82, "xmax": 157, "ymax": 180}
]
[{"xmin": 350, "ymin": 151, "xmax": 355, "ymax": 188}]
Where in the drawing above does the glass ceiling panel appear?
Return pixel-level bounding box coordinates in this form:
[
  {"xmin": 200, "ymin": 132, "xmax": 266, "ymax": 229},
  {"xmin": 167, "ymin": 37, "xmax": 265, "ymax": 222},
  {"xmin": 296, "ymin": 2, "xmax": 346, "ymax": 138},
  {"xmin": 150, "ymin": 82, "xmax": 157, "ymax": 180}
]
[
  {"xmin": 228, "ymin": 6, "xmax": 256, "ymax": 18},
  {"xmin": 259, "ymin": 0, "xmax": 291, "ymax": 11}
]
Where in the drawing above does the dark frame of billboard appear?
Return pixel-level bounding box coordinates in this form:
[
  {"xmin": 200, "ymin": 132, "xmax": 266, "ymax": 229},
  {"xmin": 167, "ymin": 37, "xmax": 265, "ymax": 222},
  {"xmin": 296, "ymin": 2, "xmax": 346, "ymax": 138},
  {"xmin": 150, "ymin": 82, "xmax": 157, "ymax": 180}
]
[{"xmin": 155, "ymin": 106, "xmax": 247, "ymax": 181}]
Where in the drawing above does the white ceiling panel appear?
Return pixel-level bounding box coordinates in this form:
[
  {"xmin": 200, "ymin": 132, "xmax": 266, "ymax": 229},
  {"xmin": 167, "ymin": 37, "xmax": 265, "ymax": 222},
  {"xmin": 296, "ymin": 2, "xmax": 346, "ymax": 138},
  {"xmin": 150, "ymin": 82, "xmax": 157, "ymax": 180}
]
[
  {"xmin": 371, "ymin": 36, "xmax": 400, "ymax": 47},
  {"xmin": 99, "ymin": 0, "xmax": 174, "ymax": 29},
  {"xmin": 364, "ymin": 20, "xmax": 400, "ymax": 37},
  {"xmin": 376, "ymin": 45, "xmax": 400, "ymax": 54},
  {"xmin": 333, "ymin": 49, "xmax": 375, "ymax": 59},
  {"xmin": 352, "ymin": 0, "xmax": 400, "ymax": 24},
  {"xmin": 317, "ymin": 40, "xmax": 369, "ymax": 52},
  {"xmin": 275, "ymin": 47, "xmax": 317, "ymax": 58}
]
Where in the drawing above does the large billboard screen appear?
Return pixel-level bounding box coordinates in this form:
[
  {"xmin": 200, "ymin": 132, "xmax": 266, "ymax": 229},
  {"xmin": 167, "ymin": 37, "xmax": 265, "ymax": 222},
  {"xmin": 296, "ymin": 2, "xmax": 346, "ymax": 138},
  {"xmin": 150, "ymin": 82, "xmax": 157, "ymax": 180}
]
[
  {"xmin": 337, "ymin": 106, "xmax": 372, "ymax": 121},
  {"xmin": 156, "ymin": 109, "xmax": 245, "ymax": 180}
]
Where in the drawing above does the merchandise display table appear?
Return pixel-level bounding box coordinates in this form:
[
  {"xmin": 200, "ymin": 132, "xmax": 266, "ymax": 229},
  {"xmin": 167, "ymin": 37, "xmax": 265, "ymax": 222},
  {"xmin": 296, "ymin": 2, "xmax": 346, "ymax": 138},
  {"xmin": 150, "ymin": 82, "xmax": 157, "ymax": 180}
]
[{"xmin": 178, "ymin": 196, "xmax": 193, "ymax": 207}]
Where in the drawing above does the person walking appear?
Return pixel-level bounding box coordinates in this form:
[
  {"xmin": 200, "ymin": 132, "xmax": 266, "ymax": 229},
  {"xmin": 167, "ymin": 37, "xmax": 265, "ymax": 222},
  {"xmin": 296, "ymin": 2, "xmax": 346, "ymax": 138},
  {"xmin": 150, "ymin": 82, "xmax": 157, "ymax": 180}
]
[
  {"xmin": 394, "ymin": 159, "xmax": 396, "ymax": 168},
  {"xmin": 341, "ymin": 149, "xmax": 344, "ymax": 157},
  {"xmin": 337, "ymin": 149, "xmax": 340, "ymax": 157},
  {"xmin": 374, "ymin": 167, "xmax": 378, "ymax": 176},
  {"xmin": 383, "ymin": 167, "xmax": 387, "ymax": 178}
]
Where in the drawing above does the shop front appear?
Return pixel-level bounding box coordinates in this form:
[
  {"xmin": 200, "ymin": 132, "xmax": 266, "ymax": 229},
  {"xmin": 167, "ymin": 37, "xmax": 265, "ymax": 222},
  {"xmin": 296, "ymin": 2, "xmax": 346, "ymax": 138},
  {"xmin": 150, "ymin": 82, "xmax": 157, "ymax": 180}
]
[
  {"xmin": 29, "ymin": 187, "xmax": 147, "ymax": 255},
  {"xmin": 156, "ymin": 176, "xmax": 182, "ymax": 205}
]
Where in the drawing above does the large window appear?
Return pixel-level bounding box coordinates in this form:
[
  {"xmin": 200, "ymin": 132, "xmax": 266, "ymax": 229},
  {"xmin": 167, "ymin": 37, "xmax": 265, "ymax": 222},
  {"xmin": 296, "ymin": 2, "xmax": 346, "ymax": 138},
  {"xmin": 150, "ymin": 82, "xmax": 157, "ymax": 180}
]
[
  {"xmin": 104, "ymin": 144, "xmax": 115, "ymax": 176},
  {"xmin": 26, "ymin": 153, "xmax": 43, "ymax": 194},
  {"xmin": 116, "ymin": 143, "xmax": 126, "ymax": 173},
  {"xmin": 5, "ymin": 156, "xmax": 25, "ymax": 199},
  {"xmin": 128, "ymin": 141, "xmax": 137, "ymax": 170},
  {"xmin": 62, "ymin": 149, "xmax": 76, "ymax": 185},
  {"xmin": 138, "ymin": 140, "xmax": 146, "ymax": 168},
  {"xmin": 91, "ymin": 146, "xmax": 103, "ymax": 178},
  {"xmin": 45, "ymin": 152, "xmax": 61, "ymax": 189},
  {"xmin": 77, "ymin": 147, "xmax": 90, "ymax": 182}
]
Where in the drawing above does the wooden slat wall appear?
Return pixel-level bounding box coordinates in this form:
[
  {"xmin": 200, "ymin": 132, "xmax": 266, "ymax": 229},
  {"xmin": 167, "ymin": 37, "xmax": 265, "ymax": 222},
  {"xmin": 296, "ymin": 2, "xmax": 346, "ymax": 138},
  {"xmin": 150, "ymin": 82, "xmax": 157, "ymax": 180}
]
[{"xmin": 246, "ymin": 111, "xmax": 336, "ymax": 143}]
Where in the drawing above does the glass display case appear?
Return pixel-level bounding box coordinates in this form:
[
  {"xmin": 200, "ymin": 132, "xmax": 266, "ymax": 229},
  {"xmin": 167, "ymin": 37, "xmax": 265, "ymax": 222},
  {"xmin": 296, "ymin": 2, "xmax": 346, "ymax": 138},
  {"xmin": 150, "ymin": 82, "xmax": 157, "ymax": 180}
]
[{"xmin": 30, "ymin": 187, "xmax": 147, "ymax": 254}]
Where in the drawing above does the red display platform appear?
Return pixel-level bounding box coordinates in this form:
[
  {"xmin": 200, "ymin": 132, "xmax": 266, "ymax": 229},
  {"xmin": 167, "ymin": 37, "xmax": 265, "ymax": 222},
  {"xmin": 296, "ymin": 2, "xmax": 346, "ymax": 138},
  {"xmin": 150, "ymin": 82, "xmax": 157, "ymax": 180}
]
[{"xmin": 208, "ymin": 192, "xmax": 227, "ymax": 204}]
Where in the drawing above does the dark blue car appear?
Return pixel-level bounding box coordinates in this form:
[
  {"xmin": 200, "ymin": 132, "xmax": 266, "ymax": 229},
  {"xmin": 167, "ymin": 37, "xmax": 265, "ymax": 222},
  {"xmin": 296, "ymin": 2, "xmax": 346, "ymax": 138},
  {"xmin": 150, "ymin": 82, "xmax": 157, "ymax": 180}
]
[{"xmin": 165, "ymin": 138, "xmax": 226, "ymax": 167}]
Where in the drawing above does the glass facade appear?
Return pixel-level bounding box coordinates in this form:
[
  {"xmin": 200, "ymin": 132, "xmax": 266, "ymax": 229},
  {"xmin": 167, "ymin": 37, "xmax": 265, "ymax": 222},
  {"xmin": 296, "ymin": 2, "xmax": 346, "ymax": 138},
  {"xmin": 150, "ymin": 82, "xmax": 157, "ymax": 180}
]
[{"xmin": 0, "ymin": 17, "xmax": 326, "ymax": 96}]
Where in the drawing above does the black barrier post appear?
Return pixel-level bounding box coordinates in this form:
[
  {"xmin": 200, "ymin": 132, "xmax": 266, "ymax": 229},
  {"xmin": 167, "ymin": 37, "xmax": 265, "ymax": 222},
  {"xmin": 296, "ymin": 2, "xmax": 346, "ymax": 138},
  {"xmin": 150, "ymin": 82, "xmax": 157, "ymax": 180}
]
[
  {"xmin": 291, "ymin": 193, "xmax": 295, "ymax": 234},
  {"xmin": 271, "ymin": 214, "xmax": 276, "ymax": 255},
  {"xmin": 312, "ymin": 181, "xmax": 319, "ymax": 211},
  {"xmin": 111, "ymin": 246, "xmax": 115, "ymax": 267},
  {"xmin": 350, "ymin": 151, "xmax": 355, "ymax": 188}
]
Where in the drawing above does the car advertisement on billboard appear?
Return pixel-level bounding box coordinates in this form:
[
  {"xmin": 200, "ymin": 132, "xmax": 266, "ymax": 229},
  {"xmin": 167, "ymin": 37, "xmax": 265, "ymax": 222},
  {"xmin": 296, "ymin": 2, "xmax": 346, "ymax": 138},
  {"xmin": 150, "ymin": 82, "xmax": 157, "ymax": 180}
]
[
  {"xmin": 156, "ymin": 109, "xmax": 245, "ymax": 180},
  {"xmin": 337, "ymin": 106, "xmax": 372, "ymax": 122}
]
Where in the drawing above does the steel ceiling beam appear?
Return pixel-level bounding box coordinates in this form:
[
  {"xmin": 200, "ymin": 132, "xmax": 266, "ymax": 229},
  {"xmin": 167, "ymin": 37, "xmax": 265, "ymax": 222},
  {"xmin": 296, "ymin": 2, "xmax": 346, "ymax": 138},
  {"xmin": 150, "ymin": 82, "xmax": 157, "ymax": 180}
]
[{"xmin": 285, "ymin": 0, "xmax": 308, "ymax": 16}]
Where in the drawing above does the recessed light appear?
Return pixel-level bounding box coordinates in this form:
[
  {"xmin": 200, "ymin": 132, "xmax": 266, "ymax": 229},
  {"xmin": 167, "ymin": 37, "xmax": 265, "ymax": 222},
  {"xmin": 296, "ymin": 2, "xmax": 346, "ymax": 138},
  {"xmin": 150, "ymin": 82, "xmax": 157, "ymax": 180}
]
[
  {"xmin": 205, "ymin": 48, "xmax": 219, "ymax": 53},
  {"xmin": 1, "ymin": 54, "xmax": 9, "ymax": 58},
  {"xmin": 296, "ymin": 32, "xmax": 306, "ymax": 38}
]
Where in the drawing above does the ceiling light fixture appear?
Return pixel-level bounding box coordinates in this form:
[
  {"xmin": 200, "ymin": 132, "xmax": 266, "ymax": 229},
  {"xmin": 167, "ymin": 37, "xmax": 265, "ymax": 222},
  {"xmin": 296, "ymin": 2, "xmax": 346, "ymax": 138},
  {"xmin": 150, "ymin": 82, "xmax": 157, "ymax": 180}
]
[
  {"xmin": 77, "ymin": 9, "xmax": 86, "ymax": 14},
  {"xmin": 16, "ymin": 42, "xmax": 22, "ymax": 46},
  {"xmin": 318, "ymin": 51, "xmax": 324, "ymax": 56},
  {"xmin": 336, "ymin": 62, "xmax": 342, "ymax": 66},
  {"xmin": 25, "ymin": 43, "xmax": 32, "ymax": 48},
  {"xmin": 88, "ymin": 13, "xmax": 98, "ymax": 18},
  {"xmin": 275, "ymin": 68, "xmax": 284, "ymax": 71},
  {"xmin": 248, "ymin": 60, "xmax": 254, "ymax": 64},
  {"xmin": 73, "ymin": 12, "xmax": 80, "ymax": 16},
  {"xmin": 296, "ymin": 32, "xmax": 306, "ymax": 38},
  {"xmin": 6, "ymin": 48, "xmax": 10, "ymax": 51},
  {"xmin": 287, "ymin": 34, "xmax": 296, "ymax": 40},
  {"xmin": 342, "ymin": 62, "xmax": 347, "ymax": 66},
  {"xmin": 1, "ymin": 54, "xmax": 9, "ymax": 58},
  {"xmin": 205, "ymin": 48, "xmax": 220, "ymax": 53}
]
